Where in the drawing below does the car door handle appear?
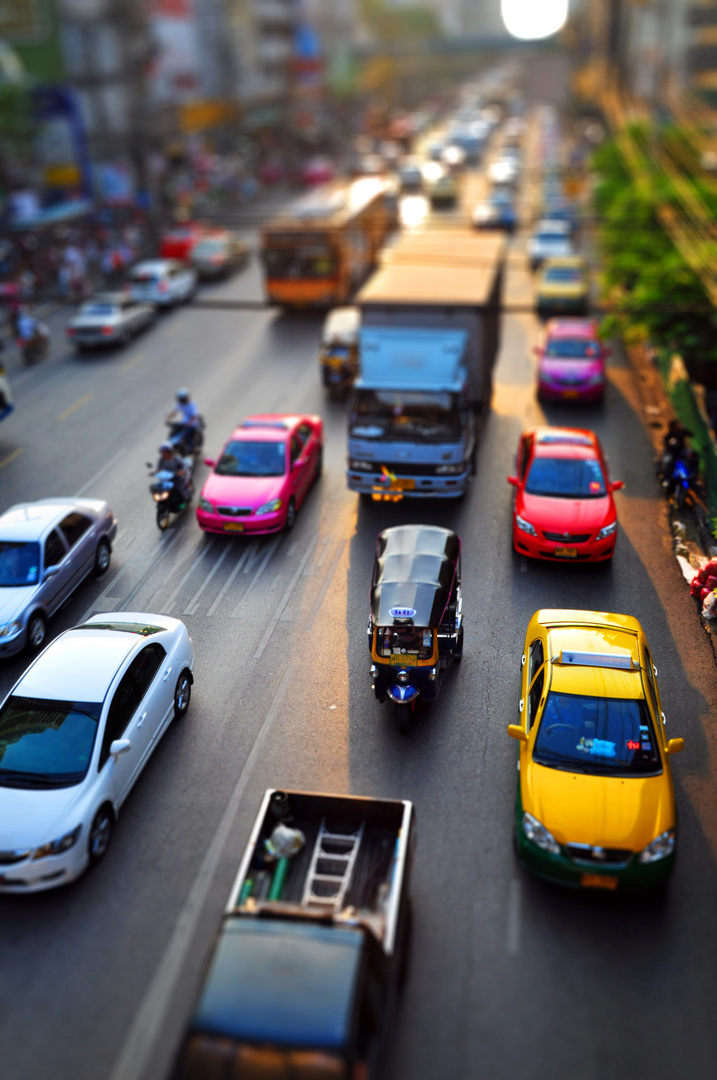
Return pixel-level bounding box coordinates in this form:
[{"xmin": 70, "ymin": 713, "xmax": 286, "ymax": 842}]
[
  {"xmin": 163, "ymin": 667, "xmax": 172, "ymax": 682},
  {"xmin": 137, "ymin": 711, "xmax": 147, "ymax": 727}
]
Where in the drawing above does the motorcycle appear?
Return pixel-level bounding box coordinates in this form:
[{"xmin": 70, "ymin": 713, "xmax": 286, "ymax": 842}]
[
  {"xmin": 147, "ymin": 457, "xmax": 195, "ymax": 531},
  {"xmin": 166, "ymin": 412, "xmax": 205, "ymax": 459},
  {"xmin": 657, "ymin": 447, "xmax": 699, "ymax": 510},
  {"xmin": 17, "ymin": 324, "xmax": 49, "ymax": 366}
]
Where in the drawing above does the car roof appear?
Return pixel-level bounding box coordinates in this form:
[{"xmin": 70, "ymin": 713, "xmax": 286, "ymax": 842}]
[
  {"xmin": 131, "ymin": 260, "xmax": 180, "ymax": 273},
  {"xmin": 230, "ymin": 414, "xmax": 311, "ymax": 442},
  {"xmin": 14, "ymin": 631, "xmax": 140, "ymax": 702},
  {"xmin": 534, "ymin": 219, "xmax": 570, "ymax": 233},
  {"xmin": 545, "ymin": 624, "xmax": 643, "ymax": 700},
  {"xmin": 190, "ymin": 919, "xmax": 361, "ymax": 1050},
  {"xmin": 546, "ymin": 319, "xmax": 599, "ymax": 338},
  {"xmin": 0, "ymin": 498, "xmax": 103, "ymax": 541}
]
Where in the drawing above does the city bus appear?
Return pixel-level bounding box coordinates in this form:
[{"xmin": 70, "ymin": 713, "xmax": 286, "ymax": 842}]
[{"xmin": 260, "ymin": 177, "xmax": 394, "ymax": 307}]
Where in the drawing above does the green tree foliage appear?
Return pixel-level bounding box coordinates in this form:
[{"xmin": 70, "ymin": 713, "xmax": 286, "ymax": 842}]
[
  {"xmin": 361, "ymin": 0, "xmax": 441, "ymax": 43},
  {"xmin": 0, "ymin": 83, "xmax": 36, "ymax": 191}
]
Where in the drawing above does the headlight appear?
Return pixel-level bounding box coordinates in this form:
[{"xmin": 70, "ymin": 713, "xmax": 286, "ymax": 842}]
[
  {"xmin": 435, "ymin": 463, "xmax": 464, "ymax": 475},
  {"xmin": 348, "ymin": 459, "xmax": 374, "ymax": 472},
  {"xmin": 522, "ymin": 813, "xmax": 561, "ymax": 856},
  {"xmin": 638, "ymin": 828, "xmax": 675, "ymax": 864},
  {"xmin": 515, "ymin": 513, "xmax": 537, "ymax": 537},
  {"xmin": 596, "ymin": 520, "xmax": 618, "ymax": 541},
  {"xmin": 255, "ymin": 498, "xmax": 282, "ymax": 516},
  {"xmin": 0, "ymin": 620, "xmax": 21, "ymax": 638},
  {"xmin": 198, "ymin": 497, "xmax": 214, "ymax": 513},
  {"xmin": 33, "ymin": 825, "xmax": 82, "ymax": 860},
  {"xmin": 586, "ymin": 371, "xmax": 605, "ymax": 386}
]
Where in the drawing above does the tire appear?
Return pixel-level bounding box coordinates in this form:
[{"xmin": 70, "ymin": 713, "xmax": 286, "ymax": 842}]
[
  {"xmin": 315, "ymin": 446, "xmax": 323, "ymax": 479},
  {"xmin": 674, "ymin": 485, "xmax": 687, "ymax": 510},
  {"xmin": 398, "ymin": 708, "xmax": 410, "ymax": 735},
  {"xmin": 26, "ymin": 612, "xmax": 47, "ymax": 652},
  {"xmin": 284, "ymin": 497, "xmax": 296, "ymax": 531},
  {"xmin": 173, "ymin": 670, "xmax": 192, "ymax": 719},
  {"xmin": 88, "ymin": 805, "xmax": 114, "ymax": 865},
  {"xmin": 156, "ymin": 505, "xmax": 171, "ymax": 531},
  {"xmin": 452, "ymin": 625, "xmax": 464, "ymax": 662},
  {"xmin": 94, "ymin": 538, "xmax": 111, "ymax": 577}
]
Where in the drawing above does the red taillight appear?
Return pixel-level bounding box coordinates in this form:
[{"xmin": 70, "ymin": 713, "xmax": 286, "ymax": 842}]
[
  {"xmin": 101, "ymin": 326, "xmax": 114, "ymax": 336},
  {"xmin": 158, "ymin": 280, "xmax": 169, "ymax": 293},
  {"xmin": 66, "ymin": 328, "xmax": 76, "ymax": 336}
]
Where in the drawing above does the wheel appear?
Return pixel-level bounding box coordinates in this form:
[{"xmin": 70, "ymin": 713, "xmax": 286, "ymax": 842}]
[
  {"xmin": 398, "ymin": 708, "xmax": 410, "ymax": 735},
  {"xmin": 452, "ymin": 625, "xmax": 464, "ymax": 662},
  {"xmin": 284, "ymin": 497, "xmax": 296, "ymax": 531},
  {"xmin": 674, "ymin": 485, "xmax": 687, "ymax": 510},
  {"xmin": 93, "ymin": 538, "xmax": 111, "ymax": 577},
  {"xmin": 156, "ymin": 505, "xmax": 171, "ymax": 531},
  {"xmin": 26, "ymin": 612, "xmax": 47, "ymax": 652},
  {"xmin": 315, "ymin": 446, "xmax": 323, "ymax": 479},
  {"xmin": 173, "ymin": 670, "xmax": 192, "ymax": 719},
  {"xmin": 88, "ymin": 805, "xmax": 114, "ymax": 865}
]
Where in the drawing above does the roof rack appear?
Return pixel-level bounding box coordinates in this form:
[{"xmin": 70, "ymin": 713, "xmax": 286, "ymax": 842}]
[{"xmin": 556, "ymin": 649, "xmax": 635, "ymax": 671}]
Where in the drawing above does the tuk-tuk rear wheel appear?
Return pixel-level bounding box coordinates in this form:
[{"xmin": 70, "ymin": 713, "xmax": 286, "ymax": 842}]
[{"xmin": 452, "ymin": 625, "xmax": 464, "ymax": 661}]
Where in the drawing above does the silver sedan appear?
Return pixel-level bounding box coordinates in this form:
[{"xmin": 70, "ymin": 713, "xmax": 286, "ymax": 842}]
[
  {"xmin": 66, "ymin": 293, "xmax": 156, "ymax": 351},
  {"xmin": 0, "ymin": 498, "xmax": 118, "ymax": 657}
]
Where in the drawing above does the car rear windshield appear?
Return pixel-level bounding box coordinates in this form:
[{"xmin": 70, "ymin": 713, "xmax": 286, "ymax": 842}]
[
  {"xmin": 545, "ymin": 338, "xmax": 600, "ymax": 359},
  {"xmin": 0, "ymin": 696, "xmax": 102, "ymax": 787},
  {"xmin": 525, "ymin": 457, "xmax": 606, "ymax": 498},
  {"xmin": 0, "ymin": 541, "xmax": 40, "ymax": 587},
  {"xmin": 533, "ymin": 692, "xmax": 661, "ymax": 775},
  {"xmin": 215, "ymin": 440, "xmax": 286, "ymax": 477},
  {"xmin": 80, "ymin": 303, "xmax": 116, "ymax": 316}
]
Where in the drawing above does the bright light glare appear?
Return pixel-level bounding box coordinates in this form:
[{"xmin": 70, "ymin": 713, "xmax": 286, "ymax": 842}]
[{"xmin": 501, "ymin": 0, "xmax": 568, "ymax": 40}]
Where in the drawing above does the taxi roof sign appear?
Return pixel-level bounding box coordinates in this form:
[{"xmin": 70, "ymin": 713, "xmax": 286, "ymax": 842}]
[{"xmin": 557, "ymin": 649, "xmax": 635, "ymax": 671}]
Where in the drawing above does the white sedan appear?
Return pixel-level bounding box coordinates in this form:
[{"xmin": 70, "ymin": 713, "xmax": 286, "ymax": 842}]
[
  {"xmin": 0, "ymin": 612, "xmax": 194, "ymax": 891},
  {"xmin": 128, "ymin": 259, "xmax": 197, "ymax": 308}
]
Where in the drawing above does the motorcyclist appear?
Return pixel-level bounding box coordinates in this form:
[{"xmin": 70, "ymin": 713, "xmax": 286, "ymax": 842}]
[
  {"xmin": 152, "ymin": 441, "xmax": 191, "ymax": 501},
  {"xmin": 16, "ymin": 307, "xmax": 49, "ymax": 350},
  {"xmin": 166, "ymin": 387, "xmax": 202, "ymax": 454},
  {"xmin": 659, "ymin": 419, "xmax": 693, "ymax": 482}
]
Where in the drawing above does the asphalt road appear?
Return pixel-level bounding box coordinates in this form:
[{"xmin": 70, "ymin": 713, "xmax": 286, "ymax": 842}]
[{"xmin": 1, "ymin": 177, "xmax": 717, "ymax": 1080}]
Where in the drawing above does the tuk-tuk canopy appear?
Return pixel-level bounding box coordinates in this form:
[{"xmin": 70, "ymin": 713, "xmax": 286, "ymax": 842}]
[
  {"xmin": 371, "ymin": 525, "xmax": 460, "ymax": 627},
  {"xmin": 322, "ymin": 306, "xmax": 359, "ymax": 346}
]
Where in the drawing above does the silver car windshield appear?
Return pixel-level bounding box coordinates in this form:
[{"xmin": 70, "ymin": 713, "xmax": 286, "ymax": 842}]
[{"xmin": 0, "ymin": 542, "xmax": 41, "ymax": 587}]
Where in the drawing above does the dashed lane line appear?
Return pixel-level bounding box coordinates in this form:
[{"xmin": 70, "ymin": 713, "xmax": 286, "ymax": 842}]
[
  {"xmin": 253, "ymin": 534, "xmax": 319, "ymax": 659},
  {"xmin": 159, "ymin": 540, "xmax": 215, "ymax": 615},
  {"xmin": 205, "ymin": 544, "xmax": 253, "ymax": 617},
  {"xmin": 58, "ymin": 393, "xmax": 91, "ymax": 422},
  {"xmin": 119, "ymin": 350, "xmax": 147, "ymax": 375},
  {"xmin": 230, "ymin": 537, "xmax": 281, "ymax": 618},
  {"xmin": 183, "ymin": 544, "xmax": 231, "ymax": 615},
  {"xmin": 0, "ymin": 446, "xmax": 25, "ymax": 471},
  {"xmin": 306, "ymin": 539, "xmax": 347, "ymax": 631},
  {"xmin": 107, "ymin": 663, "xmax": 297, "ymax": 1080}
]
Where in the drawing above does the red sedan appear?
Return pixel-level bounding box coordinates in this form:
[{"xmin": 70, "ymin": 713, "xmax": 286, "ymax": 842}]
[
  {"xmin": 197, "ymin": 414, "xmax": 323, "ymax": 536},
  {"xmin": 507, "ymin": 427, "xmax": 623, "ymax": 562}
]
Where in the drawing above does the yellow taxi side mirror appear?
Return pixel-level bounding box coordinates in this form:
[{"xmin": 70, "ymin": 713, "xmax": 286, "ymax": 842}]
[
  {"xmin": 666, "ymin": 737, "xmax": 685, "ymax": 755},
  {"xmin": 507, "ymin": 724, "xmax": 528, "ymax": 743}
]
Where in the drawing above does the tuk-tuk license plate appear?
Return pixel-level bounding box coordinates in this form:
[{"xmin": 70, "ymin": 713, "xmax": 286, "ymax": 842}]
[
  {"xmin": 554, "ymin": 547, "xmax": 578, "ymax": 558},
  {"xmin": 390, "ymin": 654, "xmax": 418, "ymax": 666},
  {"xmin": 580, "ymin": 873, "xmax": 618, "ymax": 891},
  {"xmin": 224, "ymin": 522, "xmax": 245, "ymax": 532}
]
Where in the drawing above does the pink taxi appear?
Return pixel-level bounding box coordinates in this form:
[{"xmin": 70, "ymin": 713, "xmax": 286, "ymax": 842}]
[
  {"xmin": 534, "ymin": 318, "xmax": 610, "ymax": 404},
  {"xmin": 196, "ymin": 414, "xmax": 323, "ymax": 535}
]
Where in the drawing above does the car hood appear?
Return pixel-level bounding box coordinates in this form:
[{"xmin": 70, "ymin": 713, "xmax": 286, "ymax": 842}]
[
  {"xmin": 538, "ymin": 281, "xmax": 587, "ymax": 299},
  {"xmin": 0, "ymin": 782, "xmax": 87, "ymax": 850},
  {"xmin": 539, "ymin": 358, "xmax": 603, "ymax": 381},
  {"xmin": 201, "ymin": 472, "xmax": 285, "ymax": 510},
  {"xmin": 522, "ymin": 761, "xmax": 674, "ymax": 850},
  {"xmin": 519, "ymin": 491, "xmax": 612, "ymax": 532},
  {"xmin": 0, "ymin": 586, "xmax": 34, "ymax": 624}
]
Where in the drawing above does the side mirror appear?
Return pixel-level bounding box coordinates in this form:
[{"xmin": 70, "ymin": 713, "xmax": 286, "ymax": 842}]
[
  {"xmin": 507, "ymin": 476, "xmax": 520, "ymax": 487},
  {"xmin": 611, "ymin": 480, "xmax": 625, "ymax": 492},
  {"xmin": 507, "ymin": 724, "xmax": 528, "ymax": 742},
  {"xmin": 204, "ymin": 457, "xmax": 215, "ymax": 468},
  {"xmin": 666, "ymin": 737, "xmax": 684, "ymax": 755},
  {"xmin": 43, "ymin": 565, "xmax": 60, "ymax": 580},
  {"xmin": 110, "ymin": 738, "xmax": 132, "ymax": 758}
]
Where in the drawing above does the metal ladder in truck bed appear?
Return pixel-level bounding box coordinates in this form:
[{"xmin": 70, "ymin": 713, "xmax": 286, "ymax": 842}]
[{"xmin": 302, "ymin": 818, "xmax": 365, "ymax": 910}]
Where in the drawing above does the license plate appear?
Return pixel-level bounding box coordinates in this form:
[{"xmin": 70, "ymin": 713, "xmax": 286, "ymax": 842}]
[
  {"xmin": 580, "ymin": 873, "xmax": 618, "ymax": 890},
  {"xmin": 392, "ymin": 478, "xmax": 415, "ymax": 491},
  {"xmin": 224, "ymin": 522, "xmax": 245, "ymax": 532},
  {"xmin": 554, "ymin": 547, "xmax": 578, "ymax": 558},
  {"xmin": 562, "ymin": 389, "xmax": 580, "ymax": 399},
  {"xmin": 390, "ymin": 653, "xmax": 418, "ymax": 666}
]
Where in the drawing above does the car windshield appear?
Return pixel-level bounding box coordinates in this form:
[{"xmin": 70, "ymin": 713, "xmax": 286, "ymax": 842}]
[
  {"xmin": 350, "ymin": 390, "xmax": 462, "ymax": 442},
  {"xmin": 80, "ymin": 303, "xmax": 116, "ymax": 316},
  {"xmin": 263, "ymin": 249, "xmax": 337, "ymax": 279},
  {"xmin": 215, "ymin": 440, "xmax": 286, "ymax": 477},
  {"xmin": 545, "ymin": 338, "xmax": 601, "ymax": 359},
  {"xmin": 544, "ymin": 268, "xmax": 583, "ymax": 283},
  {"xmin": 0, "ymin": 541, "xmax": 40, "ymax": 587},
  {"xmin": 533, "ymin": 692, "xmax": 661, "ymax": 776},
  {"xmin": 525, "ymin": 457, "xmax": 606, "ymax": 498},
  {"xmin": 0, "ymin": 696, "xmax": 102, "ymax": 787}
]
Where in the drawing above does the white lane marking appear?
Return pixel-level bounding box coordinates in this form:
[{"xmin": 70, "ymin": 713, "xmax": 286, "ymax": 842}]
[
  {"xmin": 206, "ymin": 544, "xmax": 253, "ymax": 617},
  {"xmin": 306, "ymin": 539, "xmax": 347, "ymax": 631},
  {"xmin": 253, "ymin": 535, "xmax": 319, "ymax": 659},
  {"xmin": 230, "ymin": 537, "xmax": 281, "ymax": 618},
  {"xmin": 183, "ymin": 544, "xmax": 231, "ymax": 615},
  {"xmin": 107, "ymin": 663, "xmax": 297, "ymax": 1080},
  {"xmin": 520, "ymin": 558, "xmax": 528, "ymax": 573},
  {"xmin": 122, "ymin": 530, "xmax": 184, "ymax": 608},
  {"xmin": 506, "ymin": 879, "xmax": 522, "ymax": 956},
  {"xmin": 286, "ymin": 541, "xmax": 298, "ymax": 558},
  {"xmin": 315, "ymin": 533, "xmax": 333, "ymax": 569},
  {"xmin": 159, "ymin": 540, "xmax": 215, "ymax": 614},
  {"xmin": 74, "ymin": 447, "xmax": 127, "ymax": 497},
  {"xmin": 79, "ymin": 532, "xmax": 158, "ymax": 622}
]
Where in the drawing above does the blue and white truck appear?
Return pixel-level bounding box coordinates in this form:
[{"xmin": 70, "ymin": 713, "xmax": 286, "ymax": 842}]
[{"xmin": 346, "ymin": 233, "xmax": 504, "ymax": 499}]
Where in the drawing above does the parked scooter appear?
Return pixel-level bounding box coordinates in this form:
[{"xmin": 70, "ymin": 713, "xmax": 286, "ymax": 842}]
[
  {"xmin": 662, "ymin": 448, "xmax": 699, "ymax": 509},
  {"xmin": 147, "ymin": 445, "xmax": 195, "ymax": 530}
]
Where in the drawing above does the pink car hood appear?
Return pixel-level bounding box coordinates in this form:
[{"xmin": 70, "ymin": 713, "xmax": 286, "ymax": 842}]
[
  {"xmin": 539, "ymin": 357, "xmax": 604, "ymax": 384},
  {"xmin": 201, "ymin": 472, "xmax": 285, "ymax": 510}
]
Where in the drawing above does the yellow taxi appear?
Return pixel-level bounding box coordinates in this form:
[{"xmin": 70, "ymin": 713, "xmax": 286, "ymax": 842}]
[
  {"xmin": 508, "ymin": 609, "xmax": 684, "ymax": 891},
  {"xmin": 535, "ymin": 255, "xmax": 589, "ymax": 316}
]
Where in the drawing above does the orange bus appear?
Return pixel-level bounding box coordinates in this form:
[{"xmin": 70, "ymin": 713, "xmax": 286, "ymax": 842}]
[{"xmin": 260, "ymin": 177, "xmax": 394, "ymax": 307}]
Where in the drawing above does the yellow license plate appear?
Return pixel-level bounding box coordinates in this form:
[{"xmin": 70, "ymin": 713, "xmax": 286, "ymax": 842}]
[
  {"xmin": 580, "ymin": 873, "xmax": 618, "ymax": 891},
  {"xmin": 224, "ymin": 522, "xmax": 245, "ymax": 532},
  {"xmin": 390, "ymin": 653, "xmax": 418, "ymax": 666},
  {"xmin": 392, "ymin": 478, "xmax": 415, "ymax": 491},
  {"xmin": 554, "ymin": 547, "xmax": 578, "ymax": 558},
  {"xmin": 562, "ymin": 390, "xmax": 580, "ymax": 398}
]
